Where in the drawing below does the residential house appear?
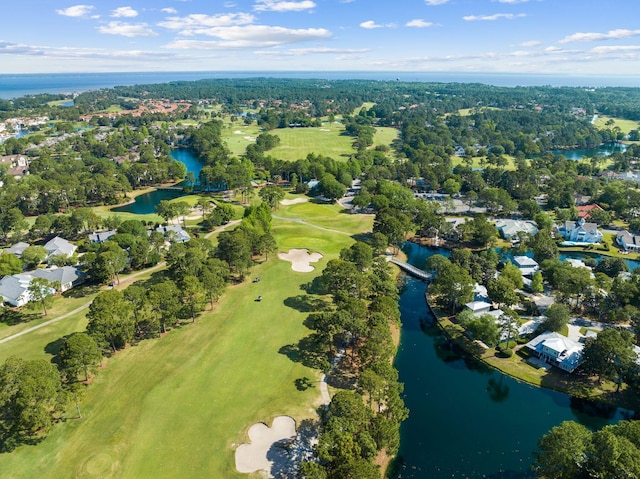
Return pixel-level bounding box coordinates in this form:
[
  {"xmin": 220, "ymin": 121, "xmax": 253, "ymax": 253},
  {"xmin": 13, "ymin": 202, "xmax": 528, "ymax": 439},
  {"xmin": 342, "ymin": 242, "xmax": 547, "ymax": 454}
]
[
  {"xmin": 576, "ymin": 203, "xmax": 603, "ymax": 220},
  {"xmin": 557, "ymin": 217, "xmax": 602, "ymax": 243},
  {"xmin": 524, "ymin": 331, "xmax": 584, "ymax": 373},
  {"xmin": 88, "ymin": 230, "xmax": 117, "ymax": 244},
  {"xmin": 155, "ymin": 225, "xmax": 190, "ymax": 243},
  {"xmin": 0, "ymin": 274, "xmax": 33, "ymax": 307},
  {"xmin": 512, "ymin": 256, "xmax": 540, "ymax": 277},
  {"xmin": 464, "ymin": 301, "xmax": 492, "ymax": 315},
  {"xmin": 43, "ymin": 236, "xmax": 77, "ymax": 260},
  {"xmin": 0, "ymin": 266, "xmax": 84, "ymax": 306},
  {"xmin": 0, "ymin": 154, "xmax": 29, "ymax": 178},
  {"xmin": 494, "ymin": 219, "xmax": 538, "ymax": 241},
  {"xmin": 5, "ymin": 241, "xmax": 29, "ymax": 258},
  {"xmin": 616, "ymin": 230, "xmax": 640, "ymax": 252},
  {"xmin": 31, "ymin": 266, "xmax": 85, "ymax": 293}
]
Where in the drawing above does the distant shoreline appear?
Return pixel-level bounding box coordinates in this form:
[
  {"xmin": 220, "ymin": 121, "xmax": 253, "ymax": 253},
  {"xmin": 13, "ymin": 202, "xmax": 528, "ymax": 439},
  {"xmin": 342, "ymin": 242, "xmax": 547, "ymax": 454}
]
[{"xmin": 2, "ymin": 71, "xmax": 640, "ymax": 99}]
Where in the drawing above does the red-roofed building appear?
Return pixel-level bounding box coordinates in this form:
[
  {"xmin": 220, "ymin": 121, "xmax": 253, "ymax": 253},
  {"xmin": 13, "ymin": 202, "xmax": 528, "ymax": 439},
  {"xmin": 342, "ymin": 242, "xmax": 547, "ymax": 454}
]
[{"xmin": 576, "ymin": 204, "xmax": 603, "ymax": 220}]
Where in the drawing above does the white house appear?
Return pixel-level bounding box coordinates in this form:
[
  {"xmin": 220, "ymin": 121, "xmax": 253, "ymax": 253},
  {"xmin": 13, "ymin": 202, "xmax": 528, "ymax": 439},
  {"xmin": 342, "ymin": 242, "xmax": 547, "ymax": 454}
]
[
  {"xmin": 155, "ymin": 225, "xmax": 190, "ymax": 243},
  {"xmin": 43, "ymin": 236, "xmax": 77, "ymax": 260},
  {"xmin": 557, "ymin": 217, "xmax": 602, "ymax": 243},
  {"xmin": 464, "ymin": 300, "xmax": 492, "ymax": 315},
  {"xmin": 616, "ymin": 231, "xmax": 640, "ymax": 252},
  {"xmin": 0, "ymin": 266, "xmax": 84, "ymax": 306},
  {"xmin": 512, "ymin": 256, "xmax": 540, "ymax": 277},
  {"xmin": 524, "ymin": 331, "xmax": 584, "ymax": 373},
  {"xmin": 494, "ymin": 219, "xmax": 538, "ymax": 241}
]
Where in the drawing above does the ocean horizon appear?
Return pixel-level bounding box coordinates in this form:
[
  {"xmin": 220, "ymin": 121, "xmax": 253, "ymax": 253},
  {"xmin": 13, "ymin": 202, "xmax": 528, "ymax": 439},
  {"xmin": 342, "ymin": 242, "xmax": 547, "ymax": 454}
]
[{"xmin": 1, "ymin": 71, "xmax": 640, "ymax": 100}]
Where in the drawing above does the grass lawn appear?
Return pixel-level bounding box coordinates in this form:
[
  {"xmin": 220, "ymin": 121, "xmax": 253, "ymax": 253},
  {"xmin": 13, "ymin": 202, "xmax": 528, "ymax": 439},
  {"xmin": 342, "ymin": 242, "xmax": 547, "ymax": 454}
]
[
  {"xmin": 373, "ymin": 127, "xmax": 399, "ymax": 148},
  {"xmin": 451, "ymin": 155, "xmax": 517, "ymax": 171},
  {"xmin": 593, "ymin": 115, "xmax": 640, "ymax": 134},
  {"xmin": 0, "ymin": 202, "xmax": 371, "ymax": 478},
  {"xmin": 267, "ymin": 124, "xmax": 355, "ymax": 162}
]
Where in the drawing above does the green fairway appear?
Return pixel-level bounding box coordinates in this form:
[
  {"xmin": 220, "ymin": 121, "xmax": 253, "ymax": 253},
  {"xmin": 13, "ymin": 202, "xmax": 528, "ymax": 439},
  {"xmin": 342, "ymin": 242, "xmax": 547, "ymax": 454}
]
[
  {"xmin": 267, "ymin": 123, "xmax": 355, "ymax": 161},
  {"xmin": 0, "ymin": 202, "xmax": 373, "ymax": 478},
  {"xmin": 594, "ymin": 115, "xmax": 640, "ymax": 134}
]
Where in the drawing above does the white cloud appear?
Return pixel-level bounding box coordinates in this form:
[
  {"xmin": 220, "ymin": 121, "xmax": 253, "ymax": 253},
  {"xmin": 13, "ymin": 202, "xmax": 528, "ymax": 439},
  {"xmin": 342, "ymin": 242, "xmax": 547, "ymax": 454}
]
[
  {"xmin": 425, "ymin": 0, "xmax": 449, "ymax": 5},
  {"xmin": 591, "ymin": 45, "xmax": 640, "ymax": 54},
  {"xmin": 559, "ymin": 29, "xmax": 640, "ymax": 44},
  {"xmin": 463, "ymin": 13, "xmax": 526, "ymax": 21},
  {"xmin": 98, "ymin": 21, "xmax": 158, "ymax": 37},
  {"xmin": 158, "ymin": 13, "xmax": 255, "ymax": 33},
  {"xmin": 0, "ymin": 40, "xmax": 175, "ymax": 61},
  {"xmin": 254, "ymin": 0, "xmax": 316, "ymax": 12},
  {"xmin": 164, "ymin": 25, "xmax": 331, "ymax": 49},
  {"xmin": 161, "ymin": 8, "xmax": 177, "ymax": 14},
  {"xmin": 360, "ymin": 20, "xmax": 382, "ymax": 29},
  {"xmin": 406, "ymin": 19, "xmax": 435, "ymax": 28},
  {"xmin": 111, "ymin": 7, "xmax": 138, "ymax": 18},
  {"xmin": 518, "ymin": 40, "xmax": 541, "ymax": 47},
  {"xmin": 56, "ymin": 5, "xmax": 96, "ymax": 18},
  {"xmin": 255, "ymin": 47, "xmax": 370, "ymax": 56}
]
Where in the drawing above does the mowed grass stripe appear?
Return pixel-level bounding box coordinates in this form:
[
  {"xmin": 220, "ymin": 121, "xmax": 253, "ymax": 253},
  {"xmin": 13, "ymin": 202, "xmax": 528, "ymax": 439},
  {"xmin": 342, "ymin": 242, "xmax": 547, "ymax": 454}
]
[{"xmin": 0, "ymin": 204, "xmax": 371, "ymax": 478}]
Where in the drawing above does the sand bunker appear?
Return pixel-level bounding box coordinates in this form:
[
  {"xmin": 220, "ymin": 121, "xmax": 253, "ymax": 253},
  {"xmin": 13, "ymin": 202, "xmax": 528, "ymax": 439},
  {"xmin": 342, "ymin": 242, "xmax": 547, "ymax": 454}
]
[
  {"xmin": 233, "ymin": 130, "xmax": 244, "ymax": 134},
  {"xmin": 244, "ymin": 136, "xmax": 256, "ymax": 141},
  {"xmin": 278, "ymin": 249, "xmax": 323, "ymax": 272},
  {"xmin": 235, "ymin": 416, "xmax": 296, "ymax": 476},
  {"xmin": 280, "ymin": 197, "xmax": 308, "ymax": 206}
]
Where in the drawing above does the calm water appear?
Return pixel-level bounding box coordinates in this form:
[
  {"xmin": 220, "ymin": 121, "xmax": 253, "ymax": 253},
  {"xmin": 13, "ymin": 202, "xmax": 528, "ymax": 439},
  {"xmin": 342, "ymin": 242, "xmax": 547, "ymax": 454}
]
[
  {"xmin": 2, "ymin": 72, "xmax": 640, "ymax": 99},
  {"xmin": 392, "ymin": 242, "xmax": 632, "ymax": 479},
  {"xmin": 550, "ymin": 143, "xmax": 628, "ymax": 160},
  {"xmin": 112, "ymin": 149, "xmax": 203, "ymax": 215}
]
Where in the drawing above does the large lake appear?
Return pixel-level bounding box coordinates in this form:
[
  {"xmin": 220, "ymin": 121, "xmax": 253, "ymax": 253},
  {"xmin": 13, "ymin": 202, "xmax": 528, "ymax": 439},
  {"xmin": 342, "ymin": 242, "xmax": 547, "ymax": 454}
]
[
  {"xmin": 550, "ymin": 142, "xmax": 628, "ymax": 160},
  {"xmin": 391, "ymin": 242, "xmax": 634, "ymax": 479}
]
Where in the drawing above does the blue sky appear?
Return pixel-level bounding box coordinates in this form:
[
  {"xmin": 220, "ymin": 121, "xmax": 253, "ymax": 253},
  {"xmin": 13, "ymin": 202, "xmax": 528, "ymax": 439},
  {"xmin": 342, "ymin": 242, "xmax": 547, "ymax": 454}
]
[{"xmin": 2, "ymin": 0, "xmax": 640, "ymax": 75}]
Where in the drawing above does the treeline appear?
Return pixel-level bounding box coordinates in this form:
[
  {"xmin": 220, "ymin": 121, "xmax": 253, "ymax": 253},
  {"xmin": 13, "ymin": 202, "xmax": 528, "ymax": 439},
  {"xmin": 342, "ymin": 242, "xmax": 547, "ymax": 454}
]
[
  {"xmin": 0, "ymin": 205, "xmax": 273, "ymax": 451},
  {"xmin": 298, "ymin": 241, "xmax": 407, "ymax": 479}
]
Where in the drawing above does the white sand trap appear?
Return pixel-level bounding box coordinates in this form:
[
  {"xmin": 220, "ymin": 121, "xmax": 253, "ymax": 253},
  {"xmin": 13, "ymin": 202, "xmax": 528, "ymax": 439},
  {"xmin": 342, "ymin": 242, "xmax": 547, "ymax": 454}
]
[
  {"xmin": 280, "ymin": 197, "xmax": 308, "ymax": 206},
  {"xmin": 279, "ymin": 249, "xmax": 323, "ymax": 272},
  {"xmin": 233, "ymin": 130, "xmax": 245, "ymax": 134},
  {"xmin": 235, "ymin": 416, "xmax": 296, "ymax": 476},
  {"xmin": 244, "ymin": 136, "xmax": 256, "ymax": 141},
  {"xmin": 319, "ymin": 128, "xmax": 331, "ymax": 131}
]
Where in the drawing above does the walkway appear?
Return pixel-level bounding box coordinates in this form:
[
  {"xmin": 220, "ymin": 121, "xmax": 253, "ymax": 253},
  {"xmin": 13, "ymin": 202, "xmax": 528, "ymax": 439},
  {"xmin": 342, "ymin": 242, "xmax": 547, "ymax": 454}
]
[
  {"xmin": 0, "ymin": 261, "xmax": 166, "ymax": 345},
  {"xmin": 389, "ymin": 258, "xmax": 432, "ymax": 281},
  {"xmin": 204, "ymin": 219, "xmax": 242, "ymax": 239}
]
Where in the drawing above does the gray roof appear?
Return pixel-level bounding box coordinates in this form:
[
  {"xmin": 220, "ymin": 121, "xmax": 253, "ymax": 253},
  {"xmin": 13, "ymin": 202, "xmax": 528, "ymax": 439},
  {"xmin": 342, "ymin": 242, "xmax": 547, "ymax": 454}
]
[
  {"xmin": 561, "ymin": 220, "xmax": 599, "ymax": 234},
  {"xmin": 0, "ymin": 274, "xmax": 30, "ymax": 304},
  {"xmin": 6, "ymin": 242, "xmax": 29, "ymax": 257},
  {"xmin": 31, "ymin": 266, "xmax": 84, "ymax": 286},
  {"xmin": 44, "ymin": 236, "xmax": 77, "ymax": 258},
  {"xmin": 618, "ymin": 230, "xmax": 640, "ymax": 247},
  {"xmin": 155, "ymin": 225, "xmax": 190, "ymax": 242},
  {"xmin": 88, "ymin": 230, "xmax": 116, "ymax": 243}
]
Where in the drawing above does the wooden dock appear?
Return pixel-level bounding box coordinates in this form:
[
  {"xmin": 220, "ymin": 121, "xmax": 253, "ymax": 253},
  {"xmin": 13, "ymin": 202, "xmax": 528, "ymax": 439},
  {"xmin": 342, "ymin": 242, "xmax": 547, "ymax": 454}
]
[{"xmin": 389, "ymin": 258, "xmax": 432, "ymax": 282}]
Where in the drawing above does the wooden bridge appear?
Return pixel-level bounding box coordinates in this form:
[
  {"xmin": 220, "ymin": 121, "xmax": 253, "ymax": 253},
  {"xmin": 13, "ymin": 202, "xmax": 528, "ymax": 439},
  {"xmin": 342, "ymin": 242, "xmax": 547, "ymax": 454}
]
[{"xmin": 389, "ymin": 258, "xmax": 432, "ymax": 282}]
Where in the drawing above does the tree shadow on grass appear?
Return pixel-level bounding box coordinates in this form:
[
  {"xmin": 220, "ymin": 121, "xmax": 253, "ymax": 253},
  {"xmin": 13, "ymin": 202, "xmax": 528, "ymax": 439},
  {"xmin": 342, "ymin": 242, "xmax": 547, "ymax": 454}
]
[
  {"xmin": 62, "ymin": 283, "xmax": 101, "ymax": 299},
  {"xmin": 284, "ymin": 295, "xmax": 331, "ymax": 313},
  {"xmin": 0, "ymin": 309, "xmax": 41, "ymax": 326},
  {"xmin": 45, "ymin": 336, "xmax": 68, "ymax": 365},
  {"xmin": 279, "ymin": 334, "xmax": 330, "ymax": 371}
]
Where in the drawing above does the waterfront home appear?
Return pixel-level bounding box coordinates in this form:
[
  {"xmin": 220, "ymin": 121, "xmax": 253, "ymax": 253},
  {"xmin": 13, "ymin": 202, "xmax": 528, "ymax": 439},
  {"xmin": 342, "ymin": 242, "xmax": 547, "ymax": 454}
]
[
  {"xmin": 557, "ymin": 217, "xmax": 602, "ymax": 243},
  {"xmin": 0, "ymin": 274, "xmax": 34, "ymax": 307},
  {"xmin": 43, "ymin": 236, "xmax": 77, "ymax": 260},
  {"xmin": 493, "ymin": 219, "xmax": 538, "ymax": 241},
  {"xmin": 524, "ymin": 331, "xmax": 584, "ymax": 373},
  {"xmin": 88, "ymin": 230, "xmax": 117, "ymax": 244},
  {"xmin": 464, "ymin": 300, "xmax": 492, "ymax": 315},
  {"xmin": 512, "ymin": 256, "xmax": 540, "ymax": 276},
  {"xmin": 616, "ymin": 230, "xmax": 640, "ymax": 252}
]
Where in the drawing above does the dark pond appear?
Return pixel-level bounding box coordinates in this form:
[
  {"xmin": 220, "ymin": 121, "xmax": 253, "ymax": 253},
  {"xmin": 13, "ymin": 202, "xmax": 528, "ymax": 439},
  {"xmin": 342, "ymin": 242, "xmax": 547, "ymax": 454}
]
[
  {"xmin": 392, "ymin": 242, "xmax": 634, "ymax": 479},
  {"xmin": 112, "ymin": 149, "xmax": 203, "ymax": 215}
]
